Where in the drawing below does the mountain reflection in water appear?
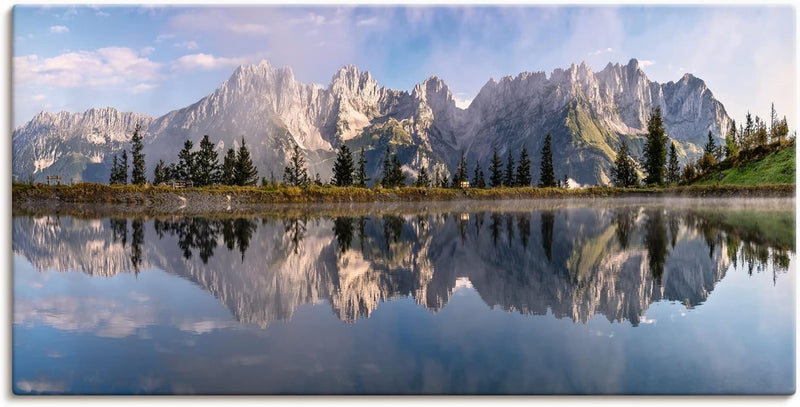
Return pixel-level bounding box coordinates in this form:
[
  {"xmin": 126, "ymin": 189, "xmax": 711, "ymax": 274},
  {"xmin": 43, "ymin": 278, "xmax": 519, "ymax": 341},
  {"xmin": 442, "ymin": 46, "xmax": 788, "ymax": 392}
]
[{"xmin": 12, "ymin": 203, "xmax": 793, "ymax": 328}]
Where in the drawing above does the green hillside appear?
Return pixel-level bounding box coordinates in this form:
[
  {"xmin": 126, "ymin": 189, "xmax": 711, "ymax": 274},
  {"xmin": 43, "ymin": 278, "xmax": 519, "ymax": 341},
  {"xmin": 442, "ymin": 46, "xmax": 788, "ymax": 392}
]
[{"xmin": 692, "ymin": 140, "xmax": 795, "ymax": 186}]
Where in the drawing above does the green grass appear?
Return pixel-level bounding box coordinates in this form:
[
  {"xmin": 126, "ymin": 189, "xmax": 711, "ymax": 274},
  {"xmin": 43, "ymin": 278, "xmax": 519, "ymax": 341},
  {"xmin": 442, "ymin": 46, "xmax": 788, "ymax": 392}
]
[{"xmin": 693, "ymin": 140, "xmax": 795, "ymax": 186}]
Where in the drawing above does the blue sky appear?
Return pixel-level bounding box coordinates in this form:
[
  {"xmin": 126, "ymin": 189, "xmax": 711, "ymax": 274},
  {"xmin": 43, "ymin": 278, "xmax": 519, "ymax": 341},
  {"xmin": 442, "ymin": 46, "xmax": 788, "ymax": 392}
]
[{"xmin": 12, "ymin": 5, "xmax": 797, "ymax": 129}]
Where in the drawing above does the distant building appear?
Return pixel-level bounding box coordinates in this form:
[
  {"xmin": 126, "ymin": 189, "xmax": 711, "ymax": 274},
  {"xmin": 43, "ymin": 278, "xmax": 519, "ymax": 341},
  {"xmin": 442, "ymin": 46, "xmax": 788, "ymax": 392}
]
[{"xmin": 459, "ymin": 181, "xmax": 469, "ymax": 189}]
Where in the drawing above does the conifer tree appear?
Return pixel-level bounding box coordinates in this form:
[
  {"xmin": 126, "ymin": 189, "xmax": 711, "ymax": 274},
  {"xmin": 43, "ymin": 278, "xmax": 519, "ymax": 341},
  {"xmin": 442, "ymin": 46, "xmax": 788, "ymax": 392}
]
[
  {"xmin": 472, "ymin": 161, "xmax": 486, "ymax": 188},
  {"xmin": 415, "ymin": 166, "xmax": 431, "ymax": 187},
  {"xmin": 153, "ymin": 160, "xmax": 166, "ymax": 185},
  {"xmin": 119, "ymin": 149, "xmax": 129, "ymax": 185},
  {"xmin": 489, "ymin": 147, "xmax": 503, "ymax": 188},
  {"xmin": 283, "ymin": 144, "xmax": 308, "ymax": 186},
  {"xmin": 538, "ymin": 135, "xmax": 555, "ymax": 187},
  {"xmin": 355, "ymin": 147, "xmax": 369, "ymax": 187},
  {"xmin": 504, "ymin": 153, "xmax": 515, "ymax": 187},
  {"xmin": 433, "ymin": 170, "xmax": 441, "ymax": 188},
  {"xmin": 195, "ymin": 135, "xmax": 221, "ymax": 186},
  {"xmin": 109, "ymin": 154, "xmax": 120, "ymax": 184},
  {"xmin": 381, "ymin": 147, "xmax": 393, "ymax": 188},
  {"xmin": 452, "ymin": 152, "xmax": 468, "ymax": 188},
  {"xmin": 612, "ymin": 141, "xmax": 638, "ymax": 187},
  {"xmin": 176, "ymin": 140, "xmax": 195, "ymax": 182},
  {"xmin": 643, "ymin": 107, "xmax": 668, "ymax": 186},
  {"xmin": 725, "ymin": 119, "xmax": 739, "ymax": 159},
  {"xmin": 666, "ymin": 142, "xmax": 680, "ymax": 184},
  {"xmin": 516, "ymin": 146, "xmax": 532, "ymax": 187},
  {"xmin": 130, "ymin": 123, "xmax": 146, "ymax": 185},
  {"xmin": 234, "ymin": 137, "xmax": 259, "ymax": 186},
  {"xmin": 388, "ymin": 155, "xmax": 405, "ymax": 187},
  {"xmin": 331, "ymin": 144, "xmax": 355, "ymax": 186},
  {"xmin": 221, "ymin": 148, "xmax": 236, "ymax": 185}
]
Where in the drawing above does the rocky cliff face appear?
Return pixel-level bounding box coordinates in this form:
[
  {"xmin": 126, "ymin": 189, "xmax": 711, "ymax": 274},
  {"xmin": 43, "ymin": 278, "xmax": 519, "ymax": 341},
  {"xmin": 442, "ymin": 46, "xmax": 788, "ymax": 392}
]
[{"xmin": 12, "ymin": 59, "xmax": 730, "ymax": 185}]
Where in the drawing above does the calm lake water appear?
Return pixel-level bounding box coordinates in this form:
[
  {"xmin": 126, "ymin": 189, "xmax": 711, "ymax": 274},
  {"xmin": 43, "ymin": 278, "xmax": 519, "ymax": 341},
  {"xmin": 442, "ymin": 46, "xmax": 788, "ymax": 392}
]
[{"xmin": 12, "ymin": 199, "xmax": 796, "ymax": 395}]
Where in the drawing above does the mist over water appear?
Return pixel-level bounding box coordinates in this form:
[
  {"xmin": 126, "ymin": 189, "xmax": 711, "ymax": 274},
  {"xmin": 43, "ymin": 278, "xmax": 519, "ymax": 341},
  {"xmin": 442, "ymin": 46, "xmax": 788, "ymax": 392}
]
[{"xmin": 11, "ymin": 198, "xmax": 795, "ymax": 394}]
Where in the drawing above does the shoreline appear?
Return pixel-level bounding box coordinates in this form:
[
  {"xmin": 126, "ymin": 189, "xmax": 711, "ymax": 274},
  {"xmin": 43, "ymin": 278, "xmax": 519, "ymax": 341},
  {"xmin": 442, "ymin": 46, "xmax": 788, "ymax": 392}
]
[{"xmin": 11, "ymin": 183, "xmax": 796, "ymax": 217}]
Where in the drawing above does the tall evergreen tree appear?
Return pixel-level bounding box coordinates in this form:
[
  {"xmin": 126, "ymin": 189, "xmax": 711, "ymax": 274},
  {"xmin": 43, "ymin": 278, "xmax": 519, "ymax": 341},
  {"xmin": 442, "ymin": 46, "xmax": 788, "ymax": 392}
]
[
  {"xmin": 195, "ymin": 135, "xmax": 221, "ymax": 186},
  {"xmin": 612, "ymin": 141, "xmax": 638, "ymax": 187},
  {"xmin": 234, "ymin": 137, "xmax": 259, "ymax": 186},
  {"xmin": 153, "ymin": 160, "xmax": 166, "ymax": 185},
  {"xmin": 130, "ymin": 123, "xmax": 146, "ymax": 185},
  {"xmin": 489, "ymin": 147, "xmax": 503, "ymax": 188},
  {"xmin": 109, "ymin": 154, "xmax": 120, "ymax": 184},
  {"xmin": 433, "ymin": 170, "xmax": 441, "ymax": 189},
  {"xmin": 666, "ymin": 142, "xmax": 680, "ymax": 184},
  {"xmin": 283, "ymin": 144, "xmax": 308, "ymax": 186},
  {"xmin": 221, "ymin": 148, "xmax": 236, "ymax": 185},
  {"xmin": 642, "ymin": 107, "xmax": 668, "ymax": 186},
  {"xmin": 538, "ymin": 135, "xmax": 555, "ymax": 187},
  {"xmin": 516, "ymin": 146, "xmax": 532, "ymax": 187},
  {"xmin": 725, "ymin": 119, "xmax": 739, "ymax": 159},
  {"xmin": 176, "ymin": 140, "xmax": 195, "ymax": 182},
  {"xmin": 743, "ymin": 111, "xmax": 754, "ymax": 150},
  {"xmin": 770, "ymin": 102, "xmax": 778, "ymax": 143},
  {"xmin": 452, "ymin": 152, "xmax": 468, "ymax": 187},
  {"xmin": 389, "ymin": 155, "xmax": 405, "ymax": 187},
  {"xmin": 355, "ymin": 147, "xmax": 369, "ymax": 187},
  {"xmin": 472, "ymin": 161, "xmax": 486, "ymax": 188},
  {"xmin": 381, "ymin": 147, "xmax": 393, "ymax": 188},
  {"xmin": 415, "ymin": 166, "xmax": 431, "ymax": 187},
  {"xmin": 504, "ymin": 153, "xmax": 515, "ymax": 187},
  {"xmin": 119, "ymin": 149, "xmax": 129, "ymax": 185},
  {"xmin": 331, "ymin": 144, "xmax": 355, "ymax": 186},
  {"xmin": 704, "ymin": 131, "xmax": 716, "ymax": 156}
]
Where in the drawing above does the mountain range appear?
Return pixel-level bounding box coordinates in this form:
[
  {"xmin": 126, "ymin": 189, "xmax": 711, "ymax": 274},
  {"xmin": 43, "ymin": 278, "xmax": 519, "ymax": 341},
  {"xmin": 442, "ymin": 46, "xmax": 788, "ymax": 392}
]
[{"xmin": 12, "ymin": 58, "xmax": 731, "ymax": 186}]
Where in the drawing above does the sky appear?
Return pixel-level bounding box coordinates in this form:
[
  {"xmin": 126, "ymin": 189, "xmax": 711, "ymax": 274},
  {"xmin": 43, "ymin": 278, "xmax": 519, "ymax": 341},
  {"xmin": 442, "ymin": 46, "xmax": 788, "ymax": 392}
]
[{"xmin": 11, "ymin": 4, "xmax": 798, "ymax": 130}]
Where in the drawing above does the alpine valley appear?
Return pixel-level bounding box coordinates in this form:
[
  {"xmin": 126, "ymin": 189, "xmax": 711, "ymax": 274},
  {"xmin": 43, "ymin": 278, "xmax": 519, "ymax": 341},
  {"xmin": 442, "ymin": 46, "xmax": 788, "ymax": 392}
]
[{"xmin": 12, "ymin": 59, "xmax": 731, "ymax": 186}]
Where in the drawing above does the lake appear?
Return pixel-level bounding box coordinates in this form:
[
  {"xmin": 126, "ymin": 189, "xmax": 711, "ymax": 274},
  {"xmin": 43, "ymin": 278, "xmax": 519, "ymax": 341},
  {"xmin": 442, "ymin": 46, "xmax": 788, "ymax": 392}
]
[{"xmin": 11, "ymin": 198, "xmax": 796, "ymax": 394}]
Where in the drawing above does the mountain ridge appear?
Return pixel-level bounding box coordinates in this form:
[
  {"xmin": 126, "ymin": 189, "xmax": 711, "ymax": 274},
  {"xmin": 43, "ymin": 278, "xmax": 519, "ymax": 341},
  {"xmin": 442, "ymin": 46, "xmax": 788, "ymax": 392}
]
[{"xmin": 12, "ymin": 58, "xmax": 731, "ymax": 186}]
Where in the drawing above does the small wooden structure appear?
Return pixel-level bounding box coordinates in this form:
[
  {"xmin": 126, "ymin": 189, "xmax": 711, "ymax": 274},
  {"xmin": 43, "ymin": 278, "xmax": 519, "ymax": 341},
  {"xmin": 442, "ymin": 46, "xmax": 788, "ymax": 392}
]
[
  {"xmin": 459, "ymin": 181, "xmax": 470, "ymax": 189},
  {"xmin": 46, "ymin": 175, "xmax": 61, "ymax": 185},
  {"xmin": 159, "ymin": 180, "xmax": 193, "ymax": 189}
]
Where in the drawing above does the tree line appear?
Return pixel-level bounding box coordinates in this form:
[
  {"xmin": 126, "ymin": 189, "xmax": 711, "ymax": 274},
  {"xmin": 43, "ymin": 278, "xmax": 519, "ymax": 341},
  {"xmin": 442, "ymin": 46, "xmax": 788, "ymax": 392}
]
[{"xmin": 612, "ymin": 103, "xmax": 793, "ymax": 187}]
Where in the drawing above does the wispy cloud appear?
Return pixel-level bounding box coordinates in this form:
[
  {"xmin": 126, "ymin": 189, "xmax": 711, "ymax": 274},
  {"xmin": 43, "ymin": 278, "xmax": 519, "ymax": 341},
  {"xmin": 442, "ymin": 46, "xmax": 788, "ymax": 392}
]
[
  {"xmin": 95, "ymin": 10, "xmax": 110, "ymax": 17},
  {"xmin": 356, "ymin": 17, "xmax": 379, "ymax": 27},
  {"xmin": 171, "ymin": 53, "xmax": 249, "ymax": 71},
  {"xmin": 140, "ymin": 46, "xmax": 155, "ymax": 56},
  {"xmin": 155, "ymin": 33, "xmax": 175, "ymax": 43},
  {"xmin": 290, "ymin": 12, "xmax": 326, "ymax": 25},
  {"xmin": 129, "ymin": 83, "xmax": 157, "ymax": 94},
  {"xmin": 227, "ymin": 23, "xmax": 269, "ymax": 35},
  {"xmin": 174, "ymin": 41, "xmax": 199, "ymax": 50},
  {"xmin": 639, "ymin": 59, "xmax": 656, "ymax": 67},
  {"xmin": 49, "ymin": 25, "xmax": 69, "ymax": 34},
  {"xmin": 14, "ymin": 47, "xmax": 161, "ymax": 88},
  {"xmin": 588, "ymin": 47, "xmax": 614, "ymax": 56},
  {"xmin": 30, "ymin": 94, "xmax": 46, "ymax": 101}
]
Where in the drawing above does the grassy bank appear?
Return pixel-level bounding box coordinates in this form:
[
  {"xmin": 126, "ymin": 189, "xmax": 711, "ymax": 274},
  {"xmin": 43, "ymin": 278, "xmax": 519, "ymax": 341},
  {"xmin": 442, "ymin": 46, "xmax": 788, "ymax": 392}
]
[
  {"xmin": 12, "ymin": 181, "xmax": 795, "ymax": 206},
  {"xmin": 693, "ymin": 140, "xmax": 795, "ymax": 186}
]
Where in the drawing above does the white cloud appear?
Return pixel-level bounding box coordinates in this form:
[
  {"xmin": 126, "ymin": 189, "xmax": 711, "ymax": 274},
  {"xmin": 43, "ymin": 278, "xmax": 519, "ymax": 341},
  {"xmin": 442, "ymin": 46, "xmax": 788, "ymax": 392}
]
[
  {"xmin": 174, "ymin": 41, "xmax": 199, "ymax": 50},
  {"xmin": 16, "ymin": 380, "xmax": 66, "ymax": 394},
  {"xmin": 290, "ymin": 13, "xmax": 326, "ymax": 25},
  {"xmin": 356, "ymin": 17, "xmax": 379, "ymax": 27},
  {"xmin": 140, "ymin": 46, "xmax": 155, "ymax": 56},
  {"xmin": 171, "ymin": 53, "xmax": 249, "ymax": 71},
  {"xmin": 30, "ymin": 94, "xmax": 46, "ymax": 101},
  {"xmin": 155, "ymin": 33, "xmax": 175, "ymax": 43},
  {"xmin": 129, "ymin": 83, "xmax": 157, "ymax": 94},
  {"xmin": 588, "ymin": 47, "xmax": 614, "ymax": 56},
  {"xmin": 453, "ymin": 96, "xmax": 472, "ymax": 109},
  {"xmin": 14, "ymin": 47, "xmax": 161, "ymax": 88},
  {"xmin": 95, "ymin": 10, "xmax": 110, "ymax": 17},
  {"xmin": 227, "ymin": 23, "xmax": 269, "ymax": 35},
  {"xmin": 639, "ymin": 59, "xmax": 656, "ymax": 67},
  {"xmin": 49, "ymin": 25, "xmax": 69, "ymax": 34}
]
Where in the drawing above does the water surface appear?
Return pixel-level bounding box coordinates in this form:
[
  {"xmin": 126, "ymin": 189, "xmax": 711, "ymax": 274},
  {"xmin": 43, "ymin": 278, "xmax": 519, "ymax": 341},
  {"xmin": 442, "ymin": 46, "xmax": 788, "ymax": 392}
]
[{"xmin": 12, "ymin": 199, "xmax": 796, "ymax": 394}]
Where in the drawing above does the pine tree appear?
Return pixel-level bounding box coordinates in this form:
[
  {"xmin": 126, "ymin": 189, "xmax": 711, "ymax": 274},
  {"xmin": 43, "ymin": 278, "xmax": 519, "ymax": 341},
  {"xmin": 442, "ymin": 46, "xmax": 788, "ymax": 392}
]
[
  {"xmin": 415, "ymin": 166, "xmax": 431, "ymax": 187},
  {"xmin": 452, "ymin": 152, "xmax": 468, "ymax": 188},
  {"xmin": 221, "ymin": 148, "xmax": 236, "ymax": 185},
  {"xmin": 283, "ymin": 144, "xmax": 308, "ymax": 186},
  {"xmin": 538, "ymin": 135, "xmax": 555, "ymax": 187},
  {"xmin": 130, "ymin": 123, "xmax": 146, "ymax": 185},
  {"xmin": 770, "ymin": 102, "xmax": 778, "ymax": 143},
  {"xmin": 642, "ymin": 107, "xmax": 668, "ymax": 186},
  {"xmin": 489, "ymin": 147, "xmax": 503, "ymax": 188},
  {"xmin": 355, "ymin": 147, "xmax": 369, "ymax": 187},
  {"xmin": 195, "ymin": 135, "xmax": 221, "ymax": 186},
  {"xmin": 612, "ymin": 141, "xmax": 638, "ymax": 187},
  {"xmin": 504, "ymin": 153, "xmax": 515, "ymax": 187},
  {"xmin": 234, "ymin": 137, "xmax": 259, "ymax": 186},
  {"xmin": 176, "ymin": 140, "xmax": 195, "ymax": 182},
  {"xmin": 381, "ymin": 147, "xmax": 393, "ymax": 188},
  {"xmin": 109, "ymin": 154, "xmax": 120, "ymax": 184},
  {"xmin": 313, "ymin": 173, "xmax": 323, "ymax": 186},
  {"xmin": 743, "ymin": 111, "xmax": 754, "ymax": 150},
  {"xmin": 725, "ymin": 119, "xmax": 739, "ymax": 159},
  {"xmin": 433, "ymin": 170, "xmax": 441, "ymax": 188},
  {"xmin": 562, "ymin": 174, "xmax": 569, "ymax": 189},
  {"xmin": 389, "ymin": 155, "xmax": 405, "ymax": 187},
  {"xmin": 331, "ymin": 144, "xmax": 355, "ymax": 186},
  {"xmin": 666, "ymin": 142, "xmax": 680, "ymax": 184},
  {"xmin": 699, "ymin": 131, "xmax": 718, "ymax": 172},
  {"xmin": 153, "ymin": 160, "xmax": 166, "ymax": 185},
  {"xmin": 516, "ymin": 146, "xmax": 532, "ymax": 187},
  {"xmin": 119, "ymin": 149, "xmax": 129, "ymax": 185},
  {"xmin": 472, "ymin": 161, "xmax": 486, "ymax": 188}
]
